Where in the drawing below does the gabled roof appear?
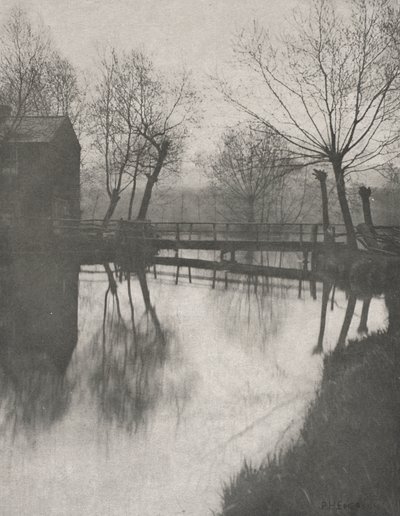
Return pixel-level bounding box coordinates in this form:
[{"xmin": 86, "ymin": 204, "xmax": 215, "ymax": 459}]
[{"xmin": 1, "ymin": 115, "xmax": 79, "ymax": 145}]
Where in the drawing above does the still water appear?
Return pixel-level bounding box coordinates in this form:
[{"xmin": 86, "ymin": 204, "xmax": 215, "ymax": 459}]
[{"xmin": 0, "ymin": 257, "xmax": 388, "ymax": 515}]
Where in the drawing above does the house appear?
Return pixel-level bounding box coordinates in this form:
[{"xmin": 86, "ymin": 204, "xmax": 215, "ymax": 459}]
[{"xmin": 0, "ymin": 105, "xmax": 80, "ymax": 226}]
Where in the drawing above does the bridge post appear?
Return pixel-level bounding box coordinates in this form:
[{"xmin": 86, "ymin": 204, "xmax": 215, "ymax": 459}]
[
  {"xmin": 313, "ymin": 169, "xmax": 331, "ymax": 241},
  {"xmin": 313, "ymin": 280, "xmax": 332, "ymax": 354},
  {"xmin": 311, "ymin": 224, "xmax": 318, "ymax": 263},
  {"xmin": 302, "ymin": 250, "xmax": 309, "ymax": 270},
  {"xmin": 331, "ymin": 283, "xmax": 336, "ymax": 310},
  {"xmin": 298, "ymin": 276, "xmax": 302, "ymax": 298},
  {"xmin": 188, "ymin": 223, "xmax": 192, "ymax": 282},
  {"xmin": 309, "ymin": 224, "xmax": 318, "ymax": 299}
]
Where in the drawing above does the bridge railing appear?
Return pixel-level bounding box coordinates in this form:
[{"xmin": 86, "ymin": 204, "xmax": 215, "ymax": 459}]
[
  {"xmin": 146, "ymin": 221, "xmax": 348, "ymax": 244},
  {"xmin": 1, "ymin": 218, "xmax": 350, "ymax": 245},
  {"xmin": 46, "ymin": 219, "xmax": 350, "ymax": 244}
]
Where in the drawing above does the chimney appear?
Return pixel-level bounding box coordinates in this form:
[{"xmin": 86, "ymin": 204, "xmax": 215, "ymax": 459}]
[{"xmin": 0, "ymin": 105, "xmax": 12, "ymax": 119}]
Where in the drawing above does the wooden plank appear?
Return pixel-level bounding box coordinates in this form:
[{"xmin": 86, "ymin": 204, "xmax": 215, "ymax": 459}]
[
  {"xmin": 153, "ymin": 256, "xmax": 327, "ymax": 282},
  {"xmin": 143, "ymin": 238, "xmax": 339, "ymax": 252}
]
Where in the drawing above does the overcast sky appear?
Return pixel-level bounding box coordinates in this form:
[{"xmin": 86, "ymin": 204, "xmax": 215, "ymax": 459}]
[
  {"xmin": 3, "ymin": 0, "xmax": 379, "ymax": 187},
  {"xmin": 0, "ymin": 1, "xmax": 303, "ymax": 169},
  {"xmin": 0, "ymin": 0, "xmax": 301, "ymax": 71}
]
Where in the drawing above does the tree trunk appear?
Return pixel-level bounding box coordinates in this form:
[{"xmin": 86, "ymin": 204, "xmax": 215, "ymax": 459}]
[
  {"xmin": 103, "ymin": 189, "xmax": 120, "ymax": 226},
  {"xmin": 358, "ymin": 186, "xmax": 375, "ymax": 233},
  {"xmin": 137, "ymin": 140, "xmax": 169, "ymax": 221},
  {"xmin": 247, "ymin": 199, "xmax": 255, "ymax": 224},
  {"xmin": 313, "ymin": 169, "xmax": 330, "ymax": 236},
  {"xmin": 247, "ymin": 198, "xmax": 256, "ymax": 239},
  {"xmin": 332, "ymin": 160, "xmax": 357, "ymax": 249},
  {"xmin": 127, "ymin": 175, "xmax": 137, "ymax": 220},
  {"xmin": 137, "ymin": 176, "xmax": 156, "ymax": 221}
]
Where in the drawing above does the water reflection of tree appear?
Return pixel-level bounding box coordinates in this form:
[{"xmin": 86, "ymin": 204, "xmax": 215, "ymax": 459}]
[
  {"xmin": 215, "ymin": 275, "xmax": 292, "ymax": 364},
  {"xmin": 0, "ymin": 257, "xmax": 78, "ymax": 439},
  {"xmin": 313, "ymin": 280, "xmax": 332, "ymax": 355},
  {"xmin": 313, "ymin": 284, "xmax": 365, "ymax": 354},
  {"xmin": 217, "ymin": 269, "xmax": 372, "ymax": 357},
  {"xmin": 336, "ymin": 293, "xmax": 358, "ymax": 350},
  {"xmin": 89, "ymin": 266, "xmax": 170, "ymax": 433},
  {"xmin": 315, "ymin": 285, "xmax": 375, "ymax": 354},
  {"xmin": 0, "ymin": 346, "xmax": 72, "ymax": 439}
]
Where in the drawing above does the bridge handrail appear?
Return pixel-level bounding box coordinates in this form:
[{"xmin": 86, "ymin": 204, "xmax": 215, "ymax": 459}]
[
  {"xmin": 46, "ymin": 218, "xmax": 348, "ymax": 243},
  {"xmin": 0, "ymin": 217, "xmax": 356, "ymax": 245}
]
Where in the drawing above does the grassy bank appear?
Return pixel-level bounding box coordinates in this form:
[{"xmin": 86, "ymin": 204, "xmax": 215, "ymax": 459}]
[{"xmin": 218, "ymin": 332, "xmax": 400, "ymax": 516}]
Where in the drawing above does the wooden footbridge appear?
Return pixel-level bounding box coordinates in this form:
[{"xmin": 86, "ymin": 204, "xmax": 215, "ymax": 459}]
[
  {"xmin": 53, "ymin": 219, "xmax": 347, "ymax": 256},
  {"xmin": 1, "ymin": 218, "xmax": 398, "ymax": 261}
]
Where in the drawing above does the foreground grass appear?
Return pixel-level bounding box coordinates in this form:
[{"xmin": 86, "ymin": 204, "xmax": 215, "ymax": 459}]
[{"xmin": 218, "ymin": 332, "xmax": 400, "ymax": 516}]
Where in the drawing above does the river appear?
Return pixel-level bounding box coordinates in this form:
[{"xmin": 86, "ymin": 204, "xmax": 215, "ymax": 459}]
[{"xmin": 0, "ymin": 257, "xmax": 389, "ymax": 515}]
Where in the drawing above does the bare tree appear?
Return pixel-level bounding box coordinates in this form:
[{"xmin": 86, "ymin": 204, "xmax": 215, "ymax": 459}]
[
  {"xmin": 89, "ymin": 49, "xmax": 148, "ymax": 223},
  {"xmin": 90, "ymin": 48, "xmax": 198, "ymax": 223},
  {"xmin": 221, "ymin": 0, "xmax": 400, "ymax": 248},
  {"xmin": 127, "ymin": 53, "xmax": 199, "ymax": 220},
  {"xmin": 204, "ymin": 124, "xmax": 295, "ymax": 223},
  {"xmin": 0, "ymin": 8, "xmax": 84, "ymax": 123},
  {"xmin": 269, "ymin": 166, "xmax": 318, "ymax": 224},
  {"xmin": 380, "ymin": 161, "xmax": 400, "ymax": 186},
  {"xmin": 0, "ymin": 8, "xmax": 50, "ymax": 121},
  {"xmin": 39, "ymin": 53, "xmax": 87, "ymax": 137}
]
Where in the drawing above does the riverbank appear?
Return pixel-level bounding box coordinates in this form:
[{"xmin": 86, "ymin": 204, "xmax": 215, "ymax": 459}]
[{"xmin": 218, "ymin": 331, "xmax": 400, "ymax": 516}]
